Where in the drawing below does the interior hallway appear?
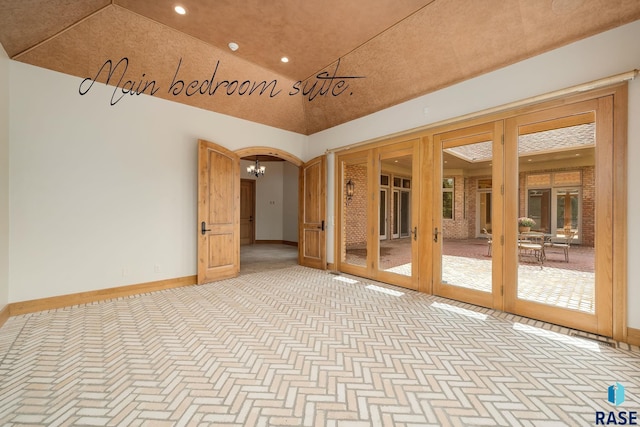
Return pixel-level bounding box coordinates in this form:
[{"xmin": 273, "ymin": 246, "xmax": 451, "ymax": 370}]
[
  {"xmin": 1, "ymin": 247, "xmax": 638, "ymax": 425},
  {"xmin": 240, "ymin": 243, "xmax": 298, "ymax": 275}
]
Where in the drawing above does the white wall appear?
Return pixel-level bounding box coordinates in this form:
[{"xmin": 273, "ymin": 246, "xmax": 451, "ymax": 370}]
[
  {"xmin": 241, "ymin": 160, "xmax": 284, "ymax": 241},
  {"xmin": 307, "ymin": 20, "xmax": 640, "ymax": 329},
  {"xmin": 282, "ymin": 162, "xmax": 299, "ymax": 243},
  {"xmin": 240, "ymin": 160, "xmax": 298, "ymax": 243},
  {"xmin": 0, "ymin": 45, "xmax": 9, "ymax": 308},
  {"xmin": 9, "ymin": 63, "xmax": 306, "ymax": 302}
]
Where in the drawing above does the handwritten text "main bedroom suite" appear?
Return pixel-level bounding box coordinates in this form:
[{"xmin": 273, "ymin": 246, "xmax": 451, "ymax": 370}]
[{"xmin": 78, "ymin": 57, "xmax": 364, "ymax": 105}]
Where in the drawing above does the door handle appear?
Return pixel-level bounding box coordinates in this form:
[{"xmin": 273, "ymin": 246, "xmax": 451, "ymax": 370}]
[
  {"xmin": 433, "ymin": 227, "xmax": 439, "ymax": 243},
  {"xmin": 411, "ymin": 226, "xmax": 418, "ymax": 241},
  {"xmin": 201, "ymin": 221, "xmax": 211, "ymax": 235},
  {"xmin": 249, "ymin": 216, "xmax": 253, "ymax": 222},
  {"xmin": 317, "ymin": 220, "xmax": 325, "ymax": 231}
]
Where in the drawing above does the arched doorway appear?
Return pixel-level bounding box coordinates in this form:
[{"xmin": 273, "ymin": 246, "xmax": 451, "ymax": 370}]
[{"xmin": 234, "ymin": 147, "xmax": 304, "ymax": 274}]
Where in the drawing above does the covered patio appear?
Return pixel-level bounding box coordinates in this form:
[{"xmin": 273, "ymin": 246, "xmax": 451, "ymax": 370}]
[{"xmin": 345, "ymin": 237, "xmax": 595, "ymax": 313}]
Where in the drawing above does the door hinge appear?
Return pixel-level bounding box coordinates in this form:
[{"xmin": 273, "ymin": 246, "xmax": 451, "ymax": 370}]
[
  {"xmin": 501, "ymin": 184, "xmax": 504, "ymax": 195},
  {"xmin": 501, "ymin": 134, "xmax": 504, "ymax": 145},
  {"xmin": 500, "ymin": 235, "xmax": 504, "ymax": 245},
  {"xmin": 501, "ymin": 285, "xmax": 504, "ymax": 296}
]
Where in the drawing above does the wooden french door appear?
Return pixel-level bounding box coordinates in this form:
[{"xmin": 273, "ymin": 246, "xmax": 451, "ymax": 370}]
[
  {"xmin": 336, "ymin": 139, "xmax": 420, "ymax": 290},
  {"xmin": 504, "ymin": 99, "xmax": 613, "ymax": 336},
  {"xmin": 432, "ymin": 122, "xmax": 504, "ymax": 309},
  {"xmin": 333, "ymin": 87, "xmax": 624, "ymax": 340},
  {"xmin": 240, "ymin": 179, "xmax": 255, "ymax": 245},
  {"xmin": 429, "ymin": 98, "xmax": 615, "ymax": 337},
  {"xmin": 197, "ymin": 139, "xmax": 240, "ymax": 284},
  {"xmin": 298, "ymin": 155, "xmax": 326, "ymax": 269},
  {"xmin": 374, "ymin": 140, "xmax": 420, "ymax": 290}
]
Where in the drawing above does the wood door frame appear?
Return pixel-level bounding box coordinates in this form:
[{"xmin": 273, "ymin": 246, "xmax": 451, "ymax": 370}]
[
  {"xmin": 373, "ymin": 140, "xmax": 420, "ymax": 290},
  {"xmin": 504, "ymin": 97, "xmax": 614, "ymax": 337},
  {"xmin": 334, "ymin": 139, "xmax": 420, "ymax": 290},
  {"xmin": 335, "ymin": 150, "xmax": 372, "ymax": 277},
  {"xmin": 330, "ymin": 83, "xmax": 627, "ymax": 342},
  {"xmin": 379, "ymin": 188, "xmax": 389, "ymax": 241},
  {"xmin": 235, "ymin": 146, "xmax": 303, "ymax": 167},
  {"xmin": 240, "ymin": 179, "xmax": 256, "ymax": 245},
  {"xmin": 432, "ymin": 121, "xmax": 504, "ymax": 310}
]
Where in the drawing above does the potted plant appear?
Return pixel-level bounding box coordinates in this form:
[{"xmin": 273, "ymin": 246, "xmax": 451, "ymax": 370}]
[{"xmin": 518, "ymin": 217, "xmax": 536, "ymax": 232}]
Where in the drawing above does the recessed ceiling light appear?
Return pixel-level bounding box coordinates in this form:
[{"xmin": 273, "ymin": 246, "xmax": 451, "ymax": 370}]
[
  {"xmin": 551, "ymin": 0, "xmax": 583, "ymax": 14},
  {"xmin": 528, "ymin": 159, "xmax": 533, "ymax": 162},
  {"xmin": 228, "ymin": 42, "xmax": 239, "ymax": 52},
  {"xmin": 174, "ymin": 5, "xmax": 186, "ymax": 15},
  {"xmin": 281, "ymin": 57, "xmax": 289, "ymax": 63}
]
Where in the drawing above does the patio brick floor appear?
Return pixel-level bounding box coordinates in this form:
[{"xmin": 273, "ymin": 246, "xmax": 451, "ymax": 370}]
[{"xmin": 344, "ymin": 238, "xmax": 595, "ymax": 314}]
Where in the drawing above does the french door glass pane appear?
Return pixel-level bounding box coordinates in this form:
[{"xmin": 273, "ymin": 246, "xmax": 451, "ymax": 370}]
[
  {"xmin": 379, "ymin": 154, "xmax": 412, "ymax": 277},
  {"xmin": 478, "ymin": 192, "xmax": 492, "ymax": 234},
  {"xmin": 516, "ymin": 121, "xmax": 595, "ymax": 313},
  {"xmin": 379, "ymin": 190, "xmax": 387, "ymax": 239},
  {"xmin": 441, "ymin": 140, "xmax": 493, "ymax": 292},
  {"xmin": 400, "ymin": 191, "xmax": 410, "ymax": 237},
  {"xmin": 527, "ymin": 189, "xmax": 551, "ymax": 234},
  {"xmin": 393, "ymin": 191, "xmax": 399, "ymax": 237},
  {"xmin": 556, "ymin": 189, "xmax": 580, "ymax": 236}
]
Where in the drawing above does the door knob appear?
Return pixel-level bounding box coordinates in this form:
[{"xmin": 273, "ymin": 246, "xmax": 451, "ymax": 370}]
[{"xmin": 201, "ymin": 221, "xmax": 212, "ymax": 235}]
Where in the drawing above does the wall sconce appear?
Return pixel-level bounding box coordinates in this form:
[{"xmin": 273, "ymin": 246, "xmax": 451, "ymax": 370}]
[{"xmin": 346, "ymin": 179, "xmax": 355, "ymax": 203}]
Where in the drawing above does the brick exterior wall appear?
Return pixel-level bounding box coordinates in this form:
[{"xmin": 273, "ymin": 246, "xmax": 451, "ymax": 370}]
[
  {"xmin": 440, "ymin": 166, "xmax": 594, "ymax": 247},
  {"xmin": 341, "ymin": 164, "xmax": 595, "ymax": 251},
  {"xmin": 580, "ymin": 166, "xmax": 595, "ymax": 247},
  {"xmin": 344, "ymin": 164, "xmax": 368, "ymax": 248},
  {"xmin": 518, "ymin": 166, "xmax": 595, "ymax": 247},
  {"xmin": 443, "ymin": 175, "xmax": 472, "ymax": 239}
]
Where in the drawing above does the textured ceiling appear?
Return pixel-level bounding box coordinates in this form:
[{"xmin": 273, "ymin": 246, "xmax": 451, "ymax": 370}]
[{"xmin": 1, "ymin": 0, "xmax": 639, "ymax": 135}]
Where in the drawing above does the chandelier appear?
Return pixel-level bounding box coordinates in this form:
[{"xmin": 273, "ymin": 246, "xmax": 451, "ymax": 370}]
[{"xmin": 247, "ymin": 159, "xmax": 266, "ymax": 177}]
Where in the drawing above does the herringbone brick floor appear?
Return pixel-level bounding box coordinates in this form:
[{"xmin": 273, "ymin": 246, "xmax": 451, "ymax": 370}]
[{"xmin": 1, "ymin": 265, "xmax": 638, "ymax": 426}]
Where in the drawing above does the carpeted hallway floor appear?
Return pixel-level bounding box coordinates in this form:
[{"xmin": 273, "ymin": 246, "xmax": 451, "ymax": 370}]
[{"xmin": 0, "ymin": 261, "xmax": 638, "ymax": 426}]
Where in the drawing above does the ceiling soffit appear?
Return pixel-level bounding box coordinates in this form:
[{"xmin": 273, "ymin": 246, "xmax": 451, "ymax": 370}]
[{"xmin": 2, "ymin": 0, "xmax": 640, "ymax": 135}]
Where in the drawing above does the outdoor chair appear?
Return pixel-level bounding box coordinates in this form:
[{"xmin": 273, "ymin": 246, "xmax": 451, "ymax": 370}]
[
  {"xmin": 482, "ymin": 228, "xmax": 492, "ymax": 256},
  {"xmin": 518, "ymin": 232, "xmax": 545, "ymax": 268},
  {"xmin": 546, "ymin": 230, "xmax": 576, "ymax": 262}
]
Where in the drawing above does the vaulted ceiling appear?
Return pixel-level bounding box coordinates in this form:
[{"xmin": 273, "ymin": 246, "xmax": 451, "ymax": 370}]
[{"xmin": 1, "ymin": 0, "xmax": 639, "ymax": 135}]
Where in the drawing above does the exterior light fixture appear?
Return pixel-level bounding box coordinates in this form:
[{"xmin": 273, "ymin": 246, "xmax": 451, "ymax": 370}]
[
  {"xmin": 247, "ymin": 159, "xmax": 266, "ymax": 177},
  {"xmin": 346, "ymin": 179, "xmax": 355, "ymax": 203}
]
